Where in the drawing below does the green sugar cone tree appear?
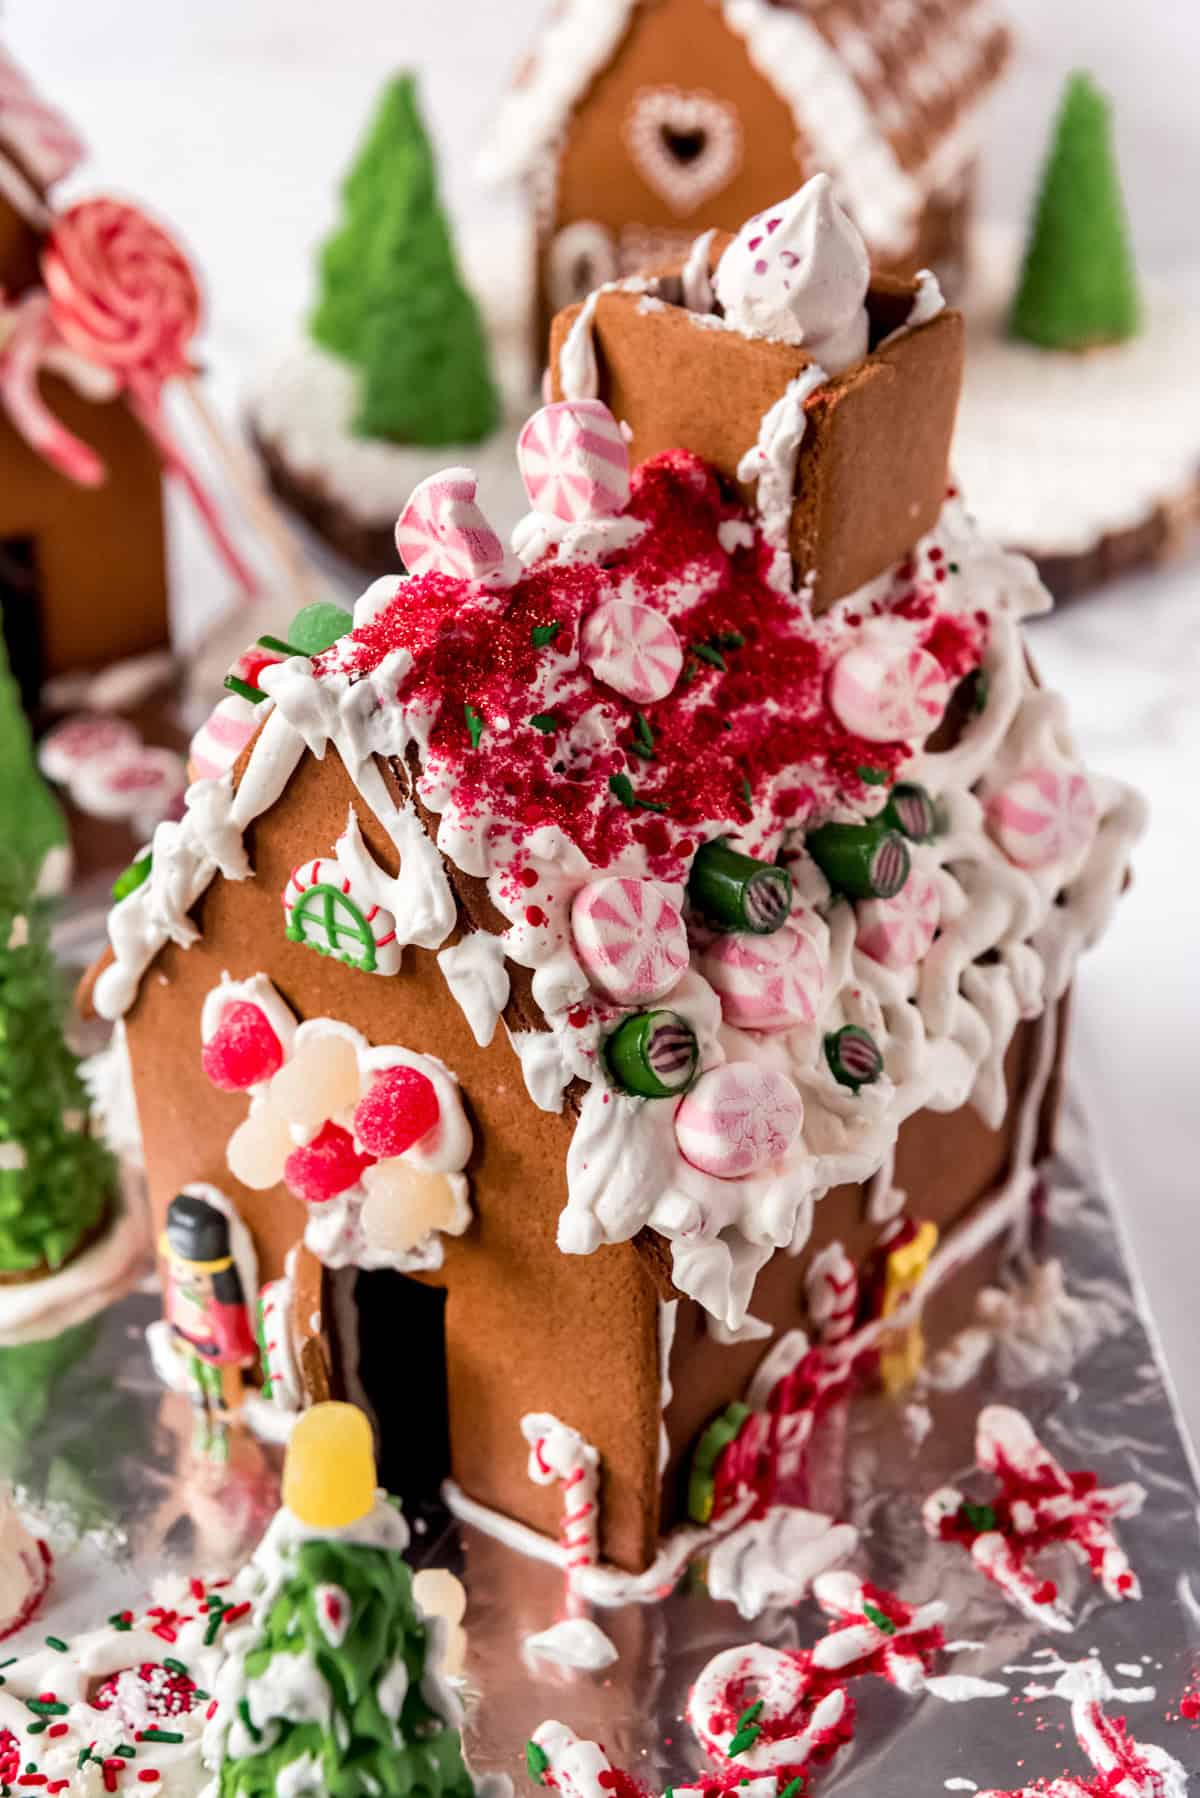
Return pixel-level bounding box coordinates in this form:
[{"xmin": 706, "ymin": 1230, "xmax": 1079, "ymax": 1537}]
[
  {"xmin": 1010, "ymin": 71, "xmax": 1141, "ymax": 351},
  {"xmin": 0, "ymin": 872, "xmax": 113, "ymax": 1275},
  {"xmin": 310, "ymin": 73, "xmax": 499, "ymax": 446},
  {"xmin": 0, "ymin": 629, "xmax": 67, "ymax": 891},
  {"xmin": 218, "ymin": 1536, "xmax": 478, "ymax": 1798}
]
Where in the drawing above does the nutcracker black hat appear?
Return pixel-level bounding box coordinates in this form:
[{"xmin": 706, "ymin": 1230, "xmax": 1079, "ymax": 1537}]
[{"xmin": 165, "ymin": 1190, "xmax": 231, "ymax": 1265}]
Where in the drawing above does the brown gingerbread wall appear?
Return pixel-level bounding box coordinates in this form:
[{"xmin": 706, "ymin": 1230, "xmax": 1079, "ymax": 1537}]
[{"xmin": 122, "ymin": 745, "xmax": 667, "ymax": 1573}]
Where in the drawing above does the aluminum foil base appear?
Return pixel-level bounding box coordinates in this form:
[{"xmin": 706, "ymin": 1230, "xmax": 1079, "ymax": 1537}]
[{"xmin": 2, "ymin": 1091, "xmax": 1198, "ymax": 1792}]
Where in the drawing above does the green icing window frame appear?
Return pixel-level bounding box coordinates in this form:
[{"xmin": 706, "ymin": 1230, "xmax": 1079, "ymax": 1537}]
[{"xmin": 285, "ymin": 882, "xmax": 379, "ymax": 973}]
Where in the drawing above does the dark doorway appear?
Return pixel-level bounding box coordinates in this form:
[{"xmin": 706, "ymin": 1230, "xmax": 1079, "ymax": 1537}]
[
  {"xmin": 0, "ymin": 537, "xmax": 44, "ymax": 713},
  {"xmin": 350, "ymin": 1268, "xmax": 450, "ymax": 1506}
]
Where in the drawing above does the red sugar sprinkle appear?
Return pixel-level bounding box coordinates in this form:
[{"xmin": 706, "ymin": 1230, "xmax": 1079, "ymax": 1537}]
[
  {"xmin": 524, "ymin": 904, "xmax": 547, "ymax": 927},
  {"xmin": 1180, "ymin": 1690, "xmax": 1200, "ymax": 1719},
  {"xmin": 517, "ymin": 866, "xmax": 539, "ymax": 888}
]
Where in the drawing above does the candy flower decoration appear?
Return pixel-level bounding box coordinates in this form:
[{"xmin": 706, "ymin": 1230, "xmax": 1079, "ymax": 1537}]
[
  {"xmin": 40, "ymin": 199, "xmax": 260, "ymax": 594},
  {"xmin": 579, "ymin": 597, "xmax": 683, "ymax": 704},
  {"xmin": 987, "ymin": 765, "xmax": 1099, "ymax": 872},
  {"xmin": 395, "ymin": 466, "xmax": 506, "ymax": 581},
  {"xmin": 700, "ymin": 919, "xmax": 825, "ymax": 1030},
  {"xmin": 829, "ymin": 641, "xmax": 951, "ymax": 743},
  {"xmin": 687, "ymin": 839, "xmax": 792, "ymax": 933},
  {"xmin": 855, "ymin": 870, "xmax": 941, "ymax": 970},
  {"xmin": 570, "ymin": 875, "xmax": 689, "ymax": 1005},
  {"xmin": 517, "ymin": 399, "xmax": 630, "ymax": 520},
  {"xmin": 674, "ymin": 1063, "xmax": 804, "ymax": 1179}
]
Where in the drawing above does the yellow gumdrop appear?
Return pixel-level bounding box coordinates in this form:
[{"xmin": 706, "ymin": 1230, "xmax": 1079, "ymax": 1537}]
[
  {"xmin": 283, "ymin": 1402, "xmax": 377, "ymax": 1529},
  {"xmin": 360, "ymin": 1163, "xmax": 459, "ymax": 1255}
]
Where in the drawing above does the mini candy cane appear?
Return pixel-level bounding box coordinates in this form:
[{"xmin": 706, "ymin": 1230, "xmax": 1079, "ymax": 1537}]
[
  {"xmin": 257, "ymin": 1277, "xmax": 302, "ymax": 1413},
  {"xmin": 579, "ymin": 597, "xmax": 683, "ymax": 704},
  {"xmin": 521, "ymin": 1413, "xmax": 600, "ymax": 1577},
  {"xmin": 674, "ymin": 1063, "xmax": 804, "ymax": 1180},
  {"xmin": 828, "ymin": 643, "xmax": 950, "ymax": 743},
  {"xmin": 700, "ymin": 920, "xmax": 824, "ymax": 1032},
  {"xmin": 855, "ymin": 869, "xmax": 940, "ymax": 970},
  {"xmin": 570, "ymin": 875, "xmax": 689, "ymax": 1005},
  {"xmin": 987, "ymin": 766, "xmax": 1098, "ymax": 873},
  {"xmin": 394, "ymin": 468, "xmax": 506, "ymax": 582},
  {"xmin": 0, "ymin": 292, "xmax": 105, "ymax": 485},
  {"xmin": 977, "ymin": 1661, "xmax": 1187, "ymax": 1798},
  {"xmin": 189, "ymin": 692, "xmax": 261, "ymax": 781},
  {"xmin": 517, "ymin": 400, "xmax": 630, "ymax": 521},
  {"xmin": 804, "ymin": 1243, "xmax": 858, "ymax": 1348},
  {"xmin": 688, "ymin": 1643, "xmax": 851, "ymax": 1775},
  {"xmin": 0, "ymin": 46, "xmax": 85, "ymax": 188}
]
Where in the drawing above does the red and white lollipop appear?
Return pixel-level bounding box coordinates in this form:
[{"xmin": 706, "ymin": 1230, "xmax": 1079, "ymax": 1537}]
[
  {"xmin": 517, "ymin": 400, "xmax": 630, "ymax": 521},
  {"xmin": 579, "ymin": 598, "xmax": 683, "ymax": 704},
  {"xmin": 571, "ymin": 876, "xmax": 689, "ymax": 1005},
  {"xmin": 856, "ymin": 871, "xmax": 940, "ymax": 971},
  {"xmin": 675, "ymin": 1062, "xmax": 804, "ymax": 1179},
  {"xmin": 700, "ymin": 920, "xmax": 824, "ymax": 1031},
  {"xmin": 395, "ymin": 468, "xmax": 505, "ymax": 582},
  {"xmin": 987, "ymin": 766, "xmax": 1098, "ymax": 872},
  {"xmin": 829, "ymin": 643, "xmax": 950, "ymax": 743}
]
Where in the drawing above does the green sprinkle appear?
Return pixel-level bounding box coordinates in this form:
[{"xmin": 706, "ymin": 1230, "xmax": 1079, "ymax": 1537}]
[
  {"xmin": 609, "ymin": 772, "xmax": 637, "ymax": 809},
  {"xmin": 141, "ymin": 1728, "xmax": 185, "ymax": 1744},
  {"xmin": 463, "ymin": 703, "xmax": 485, "ymax": 749},
  {"xmin": 740, "ymin": 776, "xmax": 753, "ymax": 809},
  {"xmin": 114, "ymin": 1744, "xmax": 136, "ymax": 1758},
  {"xmin": 531, "ymin": 621, "xmax": 561, "ymax": 648},
  {"xmin": 26, "ymin": 1720, "xmax": 47, "ymax": 1734},
  {"xmin": 109, "ymin": 1612, "xmax": 132, "ymax": 1631},
  {"xmin": 727, "ymin": 1723, "xmax": 762, "ymax": 1758},
  {"xmin": 862, "ymin": 1600, "xmax": 897, "ymax": 1635},
  {"xmin": 237, "ymin": 1698, "xmax": 262, "ymax": 1743},
  {"xmin": 162, "ymin": 1658, "xmax": 188, "ymax": 1676},
  {"xmin": 856, "ymin": 765, "xmax": 889, "ymax": 786},
  {"xmin": 963, "ymin": 1500, "xmax": 998, "ymax": 1533},
  {"xmin": 526, "ymin": 1740, "xmax": 551, "ymax": 1782},
  {"xmin": 691, "ymin": 641, "xmax": 726, "ymax": 670},
  {"xmin": 970, "ymin": 670, "xmax": 990, "ymax": 715},
  {"xmin": 25, "ymin": 1699, "xmax": 68, "ymax": 1715},
  {"xmin": 634, "ymin": 711, "xmax": 655, "ymax": 754},
  {"xmin": 948, "ymin": 561, "xmax": 960, "ymax": 573},
  {"xmin": 715, "ymin": 630, "xmax": 745, "ymax": 649},
  {"xmin": 43, "ymin": 1637, "xmax": 67, "ymax": 1653},
  {"xmin": 779, "ymin": 1779, "xmax": 805, "ymax": 1798},
  {"xmin": 529, "ymin": 713, "xmax": 560, "ymax": 734},
  {"xmin": 735, "ymin": 1700, "xmax": 764, "ymax": 1733}
]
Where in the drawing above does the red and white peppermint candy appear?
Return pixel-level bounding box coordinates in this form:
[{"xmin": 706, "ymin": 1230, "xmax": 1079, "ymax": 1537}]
[
  {"xmin": 38, "ymin": 713, "xmax": 138, "ymax": 784},
  {"xmin": 829, "ymin": 643, "xmax": 950, "ymax": 743},
  {"xmin": 43, "ymin": 199, "xmax": 200, "ymax": 382},
  {"xmin": 700, "ymin": 920, "xmax": 824, "ymax": 1032},
  {"xmin": 517, "ymin": 400, "xmax": 630, "ymax": 521},
  {"xmin": 395, "ymin": 467, "xmax": 505, "ymax": 582},
  {"xmin": 855, "ymin": 870, "xmax": 940, "ymax": 970},
  {"xmin": 70, "ymin": 745, "xmax": 186, "ymax": 822},
  {"xmin": 0, "ymin": 46, "xmax": 86, "ymax": 188},
  {"xmin": 571, "ymin": 876, "xmax": 688, "ymax": 1004},
  {"xmin": 675, "ymin": 1063, "xmax": 804, "ymax": 1179},
  {"xmin": 189, "ymin": 693, "xmax": 260, "ymax": 782},
  {"xmin": 987, "ymin": 766, "xmax": 1098, "ymax": 872},
  {"xmin": 579, "ymin": 598, "xmax": 683, "ymax": 704}
]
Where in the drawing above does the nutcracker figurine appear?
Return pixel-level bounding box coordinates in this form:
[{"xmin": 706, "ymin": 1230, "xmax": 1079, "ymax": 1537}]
[{"xmin": 160, "ymin": 1190, "xmax": 257, "ymax": 1438}]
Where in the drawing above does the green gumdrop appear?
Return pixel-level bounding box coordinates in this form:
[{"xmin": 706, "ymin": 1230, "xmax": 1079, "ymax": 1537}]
[
  {"xmin": 112, "ymin": 851, "xmax": 153, "ymax": 902},
  {"xmin": 1010, "ymin": 71, "xmax": 1140, "ymax": 351},
  {"xmin": 287, "ymin": 602, "xmax": 353, "ymax": 655}
]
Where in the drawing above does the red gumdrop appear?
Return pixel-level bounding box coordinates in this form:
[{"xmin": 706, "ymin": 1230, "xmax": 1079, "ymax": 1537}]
[
  {"xmin": 201, "ymin": 1002, "xmax": 284, "ymax": 1091},
  {"xmin": 353, "ymin": 1065, "xmax": 440, "ymax": 1158},
  {"xmin": 284, "ymin": 1122, "xmax": 374, "ymax": 1204}
]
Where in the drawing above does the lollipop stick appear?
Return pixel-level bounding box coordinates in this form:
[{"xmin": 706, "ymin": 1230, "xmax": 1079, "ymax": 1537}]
[{"xmin": 126, "ymin": 377, "xmax": 260, "ymax": 599}]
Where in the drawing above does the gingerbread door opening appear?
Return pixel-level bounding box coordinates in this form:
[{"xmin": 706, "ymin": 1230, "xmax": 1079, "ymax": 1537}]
[
  {"xmin": 0, "ymin": 537, "xmax": 44, "ymax": 713},
  {"xmin": 352, "ymin": 1268, "xmax": 450, "ymax": 1506}
]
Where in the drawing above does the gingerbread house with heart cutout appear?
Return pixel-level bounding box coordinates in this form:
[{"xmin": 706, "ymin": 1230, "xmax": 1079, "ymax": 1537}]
[
  {"xmin": 482, "ymin": 0, "xmax": 1011, "ymax": 349},
  {"xmin": 0, "ymin": 44, "xmax": 168, "ymax": 714},
  {"xmin": 81, "ymin": 182, "xmax": 1140, "ymax": 1584}
]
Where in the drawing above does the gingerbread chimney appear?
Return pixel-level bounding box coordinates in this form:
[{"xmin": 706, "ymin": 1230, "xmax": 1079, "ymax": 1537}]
[{"xmin": 549, "ymin": 178, "xmax": 963, "ymax": 610}]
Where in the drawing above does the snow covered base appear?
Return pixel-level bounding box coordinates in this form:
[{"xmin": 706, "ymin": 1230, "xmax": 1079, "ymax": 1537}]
[
  {"xmin": 0, "ymin": 1182, "xmax": 148, "ymax": 1347},
  {"xmin": 953, "ymin": 232, "xmax": 1200, "ymax": 579}
]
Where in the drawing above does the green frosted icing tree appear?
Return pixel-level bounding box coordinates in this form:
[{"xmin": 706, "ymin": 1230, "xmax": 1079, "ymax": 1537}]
[
  {"xmin": 0, "ymin": 872, "xmax": 113, "ymax": 1275},
  {"xmin": 0, "ymin": 630, "xmax": 67, "ymax": 890},
  {"xmin": 1010, "ymin": 71, "xmax": 1140, "ymax": 351},
  {"xmin": 310, "ymin": 73, "xmax": 499, "ymax": 446},
  {"xmin": 218, "ymin": 1537, "xmax": 477, "ymax": 1798}
]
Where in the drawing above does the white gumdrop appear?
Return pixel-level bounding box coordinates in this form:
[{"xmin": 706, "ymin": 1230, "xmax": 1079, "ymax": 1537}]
[
  {"xmin": 269, "ymin": 1034, "xmax": 361, "ymax": 1130},
  {"xmin": 227, "ymin": 1105, "xmax": 293, "ymax": 1190},
  {"xmin": 360, "ymin": 1161, "xmax": 460, "ymax": 1255}
]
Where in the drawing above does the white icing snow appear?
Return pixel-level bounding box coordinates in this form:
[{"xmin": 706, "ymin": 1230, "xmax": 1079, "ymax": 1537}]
[
  {"xmin": 522, "ymin": 1618, "xmax": 619, "ymax": 1670},
  {"xmin": 705, "ymin": 1507, "xmax": 858, "ymax": 1619}
]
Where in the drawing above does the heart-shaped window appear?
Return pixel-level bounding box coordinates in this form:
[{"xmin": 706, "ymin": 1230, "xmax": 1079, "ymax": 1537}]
[{"xmin": 625, "ymin": 87, "xmax": 743, "ymax": 216}]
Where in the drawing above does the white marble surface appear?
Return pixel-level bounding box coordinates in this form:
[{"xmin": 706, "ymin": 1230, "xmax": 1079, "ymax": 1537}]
[{"xmin": 5, "ymin": 1, "xmax": 1198, "ymax": 1447}]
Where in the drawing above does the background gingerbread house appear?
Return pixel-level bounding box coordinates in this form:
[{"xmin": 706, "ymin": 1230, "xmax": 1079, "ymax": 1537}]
[
  {"xmin": 483, "ymin": 0, "xmax": 1012, "ymax": 346},
  {"xmin": 0, "ymin": 47, "xmax": 168, "ymax": 713}
]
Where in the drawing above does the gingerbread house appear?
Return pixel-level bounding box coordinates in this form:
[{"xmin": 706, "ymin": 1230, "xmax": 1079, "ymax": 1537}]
[
  {"xmin": 81, "ymin": 185, "xmax": 1140, "ymax": 1580},
  {"xmin": 0, "ymin": 47, "xmax": 168, "ymax": 712},
  {"xmin": 483, "ymin": 0, "xmax": 1011, "ymax": 347}
]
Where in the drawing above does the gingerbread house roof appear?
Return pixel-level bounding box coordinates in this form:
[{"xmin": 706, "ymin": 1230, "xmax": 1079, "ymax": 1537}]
[
  {"xmin": 482, "ymin": 0, "xmax": 1011, "ymax": 254},
  {"xmin": 0, "ymin": 43, "xmax": 84, "ymax": 225}
]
